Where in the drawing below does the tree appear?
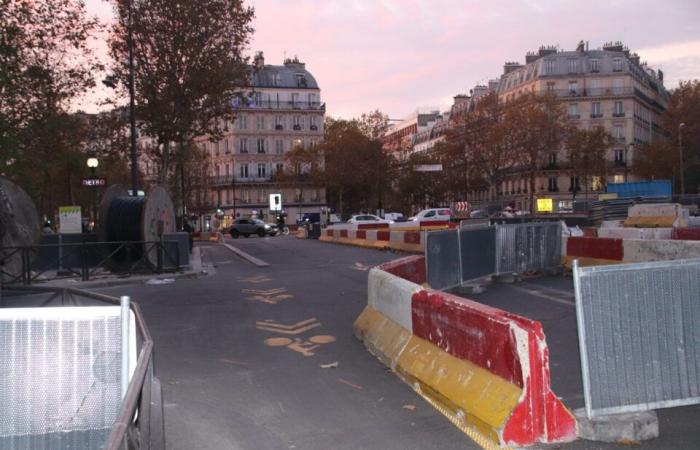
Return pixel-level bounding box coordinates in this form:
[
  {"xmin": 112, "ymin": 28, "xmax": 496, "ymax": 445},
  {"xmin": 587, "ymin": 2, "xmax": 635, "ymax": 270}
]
[
  {"xmin": 109, "ymin": 0, "xmax": 254, "ymax": 216},
  {"xmin": 1, "ymin": 0, "xmax": 102, "ymax": 217},
  {"xmin": 633, "ymin": 80, "xmax": 700, "ymax": 193},
  {"xmin": 357, "ymin": 110, "xmax": 390, "ymax": 140},
  {"xmin": 566, "ymin": 126, "xmax": 614, "ymax": 199}
]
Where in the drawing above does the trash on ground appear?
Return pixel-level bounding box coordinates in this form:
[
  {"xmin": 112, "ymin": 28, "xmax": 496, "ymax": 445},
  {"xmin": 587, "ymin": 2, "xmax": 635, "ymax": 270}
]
[
  {"xmin": 320, "ymin": 361, "xmax": 339, "ymax": 369},
  {"xmin": 402, "ymin": 404, "xmax": 417, "ymax": 411}
]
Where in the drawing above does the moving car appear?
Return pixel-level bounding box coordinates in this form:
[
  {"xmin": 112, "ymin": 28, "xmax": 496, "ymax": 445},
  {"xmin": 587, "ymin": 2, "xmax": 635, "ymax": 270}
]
[
  {"xmin": 347, "ymin": 214, "xmax": 391, "ymax": 225},
  {"xmin": 229, "ymin": 218, "xmax": 278, "ymax": 238}
]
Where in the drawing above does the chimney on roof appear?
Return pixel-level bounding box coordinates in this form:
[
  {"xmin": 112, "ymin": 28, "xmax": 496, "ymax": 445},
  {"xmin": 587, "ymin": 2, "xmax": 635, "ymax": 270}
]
[
  {"xmin": 576, "ymin": 40, "xmax": 585, "ymax": 52},
  {"xmin": 503, "ymin": 61, "xmax": 523, "ymax": 75},
  {"xmin": 658, "ymin": 69, "xmax": 664, "ymax": 84},
  {"xmin": 254, "ymin": 51, "xmax": 264, "ymax": 69},
  {"xmin": 525, "ymin": 51, "xmax": 539, "ymax": 64},
  {"xmin": 538, "ymin": 45, "xmax": 557, "ymax": 57},
  {"xmin": 603, "ymin": 41, "xmax": 624, "ymax": 52}
]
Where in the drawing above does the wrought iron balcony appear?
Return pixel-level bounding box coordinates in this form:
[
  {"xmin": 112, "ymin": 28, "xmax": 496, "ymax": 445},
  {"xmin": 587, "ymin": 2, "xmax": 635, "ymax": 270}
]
[{"xmin": 234, "ymin": 100, "xmax": 326, "ymax": 111}]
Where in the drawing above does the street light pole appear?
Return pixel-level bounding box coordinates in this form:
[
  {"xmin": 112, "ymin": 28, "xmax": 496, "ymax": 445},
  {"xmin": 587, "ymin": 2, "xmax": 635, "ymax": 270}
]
[
  {"xmin": 679, "ymin": 123, "xmax": 686, "ymax": 196},
  {"xmin": 128, "ymin": 0, "xmax": 138, "ymax": 196}
]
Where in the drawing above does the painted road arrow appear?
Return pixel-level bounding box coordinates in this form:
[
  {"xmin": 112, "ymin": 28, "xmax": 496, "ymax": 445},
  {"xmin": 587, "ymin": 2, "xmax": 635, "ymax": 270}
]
[{"xmin": 255, "ymin": 318, "xmax": 321, "ymax": 335}]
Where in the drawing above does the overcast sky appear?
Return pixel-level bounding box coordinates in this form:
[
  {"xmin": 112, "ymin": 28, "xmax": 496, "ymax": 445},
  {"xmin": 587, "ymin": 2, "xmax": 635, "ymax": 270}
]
[{"xmin": 81, "ymin": 0, "xmax": 700, "ymax": 120}]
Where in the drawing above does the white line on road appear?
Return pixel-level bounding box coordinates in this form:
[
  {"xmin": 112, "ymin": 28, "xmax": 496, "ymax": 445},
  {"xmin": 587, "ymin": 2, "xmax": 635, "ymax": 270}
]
[{"xmin": 508, "ymin": 284, "xmax": 575, "ymax": 307}]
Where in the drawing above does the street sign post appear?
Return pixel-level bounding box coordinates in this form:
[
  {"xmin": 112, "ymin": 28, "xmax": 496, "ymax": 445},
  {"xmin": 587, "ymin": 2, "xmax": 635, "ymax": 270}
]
[{"xmin": 451, "ymin": 201, "xmax": 470, "ymax": 219}]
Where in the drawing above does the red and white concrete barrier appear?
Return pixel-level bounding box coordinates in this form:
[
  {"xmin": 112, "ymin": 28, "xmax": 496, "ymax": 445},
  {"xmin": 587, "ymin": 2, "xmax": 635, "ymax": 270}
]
[
  {"xmin": 563, "ymin": 235, "xmax": 700, "ymax": 266},
  {"xmin": 355, "ymin": 256, "xmax": 577, "ymax": 447},
  {"xmin": 321, "ymin": 227, "xmax": 425, "ymax": 253}
]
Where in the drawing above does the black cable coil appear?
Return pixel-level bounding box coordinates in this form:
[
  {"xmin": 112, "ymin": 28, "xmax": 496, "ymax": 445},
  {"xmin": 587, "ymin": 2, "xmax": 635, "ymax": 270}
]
[{"xmin": 105, "ymin": 196, "xmax": 146, "ymax": 242}]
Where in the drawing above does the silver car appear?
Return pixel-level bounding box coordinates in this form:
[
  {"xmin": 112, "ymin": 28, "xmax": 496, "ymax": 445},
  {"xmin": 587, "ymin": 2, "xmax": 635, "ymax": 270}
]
[{"xmin": 230, "ymin": 219, "xmax": 278, "ymax": 238}]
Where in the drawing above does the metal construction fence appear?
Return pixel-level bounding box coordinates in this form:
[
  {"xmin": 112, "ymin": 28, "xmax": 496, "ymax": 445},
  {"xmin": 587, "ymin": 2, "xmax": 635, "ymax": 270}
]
[
  {"xmin": 495, "ymin": 222, "xmax": 561, "ymax": 275},
  {"xmin": 1, "ymin": 286, "xmax": 164, "ymax": 450},
  {"xmin": 425, "ymin": 222, "xmax": 561, "ymax": 290},
  {"xmin": 0, "ymin": 240, "xmax": 182, "ymax": 286},
  {"xmin": 573, "ymin": 258, "xmax": 700, "ymax": 418}
]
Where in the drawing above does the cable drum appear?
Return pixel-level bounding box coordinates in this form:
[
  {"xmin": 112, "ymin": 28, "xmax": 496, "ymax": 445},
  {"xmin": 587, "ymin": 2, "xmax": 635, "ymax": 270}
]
[
  {"xmin": 0, "ymin": 178, "xmax": 40, "ymax": 282},
  {"xmin": 98, "ymin": 185, "xmax": 175, "ymax": 268}
]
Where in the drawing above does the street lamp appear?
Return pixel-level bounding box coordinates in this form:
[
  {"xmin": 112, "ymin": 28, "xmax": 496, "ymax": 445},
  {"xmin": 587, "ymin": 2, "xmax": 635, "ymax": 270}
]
[
  {"xmin": 679, "ymin": 123, "xmax": 686, "ymax": 196},
  {"xmin": 86, "ymin": 157, "xmax": 99, "ymax": 227}
]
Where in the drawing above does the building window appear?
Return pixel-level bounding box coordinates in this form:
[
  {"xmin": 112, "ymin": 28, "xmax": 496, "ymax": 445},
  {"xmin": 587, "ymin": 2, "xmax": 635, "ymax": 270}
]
[
  {"xmin": 549, "ymin": 153, "xmax": 557, "ymax": 166},
  {"xmin": 257, "ymin": 138, "xmax": 265, "ymax": 154},
  {"xmin": 239, "ymin": 164, "xmax": 248, "ymax": 179},
  {"xmin": 275, "ymin": 115, "xmax": 284, "ymax": 130},
  {"xmin": 257, "ymin": 163, "xmax": 266, "ymax": 178},
  {"xmin": 613, "ymin": 101, "xmax": 624, "ymax": 117},
  {"xmin": 546, "ymin": 82, "xmax": 555, "ymax": 92},
  {"xmin": 568, "ymin": 103, "xmax": 579, "ymax": 119},
  {"xmin": 613, "ymin": 125, "xmax": 624, "ymax": 141},
  {"xmin": 569, "ymin": 177, "xmax": 581, "ymax": 192},
  {"xmin": 254, "ymin": 92, "xmax": 262, "ymax": 105},
  {"xmin": 308, "ymin": 93, "xmax": 317, "ymax": 106},
  {"xmin": 544, "ymin": 59, "xmax": 555, "ymax": 75},
  {"xmin": 271, "ymin": 73, "xmax": 280, "ymax": 87},
  {"xmin": 614, "ymin": 149, "xmax": 626, "ymax": 165},
  {"xmin": 613, "ymin": 58, "xmax": 623, "ymax": 72},
  {"xmin": 568, "ymin": 81, "xmax": 577, "ymax": 95},
  {"xmin": 293, "ymin": 116, "xmax": 303, "ymax": 131},
  {"xmin": 591, "ymin": 176, "xmax": 603, "ymax": 191},
  {"xmin": 548, "ymin": 176, "xmax": 559, "ymax": 192},
  {"xmin": 591, "ymin": 102, "xmax": 602, "ymax": 118},
  {"xmin": 295, "ymin": 73, "xmax": 307, "ymax": 87},
  {"xmin": 225, "ymin": 164, "xmax": 230, "ymax": 177},
  {"xmin": 256, "ymin": 115, "xmax": 265, "ymax": 130},
  {"xmin": 590, "ymin": 59, "xmax": 600, "ymax": 73},
  {"xmin": 239, "ymin": 138, "xmax": 248, "ymax": 153},
  {"xmin": 291, "ymin": 93, "xmax": 299, "ymax": 107},
  {"xmin": 613, "ymin": 174, "xmax": 624, "ymax": 183},
  {"xmin": 568, "ymin": 58, "xmax": 579, "ymax": 73},
  {"xmin": 275, "ymin": 163, "xmax": 284, "ymax": 173},
  {"xmin": 590, "ymin": 78, "xmax": 600, "ymax": 90},
  {"xmin": 225, "ymin": 139, "xmax": 230, "ymax": 154},
  {"xmin": 275, "ymin": 139, "xmax": 283, "ymax": 155},
  {"xmin": 215, "ymin": 141, "xmax": 220, "ymax": 156},
  {"xmin": 237, "ymin": 115, "xmax": 247, "ymax": 130},
  {"xmin": 309, "ymin": 115, "xmax": 318, "ymax": 131}
]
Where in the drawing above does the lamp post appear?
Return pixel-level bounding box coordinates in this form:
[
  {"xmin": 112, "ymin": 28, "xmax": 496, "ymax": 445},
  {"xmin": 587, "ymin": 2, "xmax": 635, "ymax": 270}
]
[
  {"xmin": 127, "ymin": 0, "xmax": 138, "ymax": 196},
  {"xmin": 679, "ymin": 123, "xmax": 686, "ymax": 196},
  {"xmin": 86, "ymin": 157, "xmax": 99, "ymax": 226}
]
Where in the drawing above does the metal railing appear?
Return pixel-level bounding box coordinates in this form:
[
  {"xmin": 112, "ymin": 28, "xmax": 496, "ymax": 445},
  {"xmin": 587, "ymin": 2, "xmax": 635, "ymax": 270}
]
[
  {"xmin": 1, "ymin": 285, "xmax": 164, "ymax": 450},
  {"xmin": 573, "ymin": 258, "xmax": 700, "ymax": 418},
  {"xmin": 0, "ymin": 240, "xmax": 181, "ymax": 286},
  {"xmin": 234, "ymin": 101, "xmax": 326, "ymax": 111},
  {"xmin": 425, "ymin": 222, "xmax": 561, "ymax": 290}
]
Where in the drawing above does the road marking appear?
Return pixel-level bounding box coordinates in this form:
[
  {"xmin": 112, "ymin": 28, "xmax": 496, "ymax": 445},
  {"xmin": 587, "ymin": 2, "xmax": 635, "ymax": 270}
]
[
  {"xmin": 264, "ymin": 335, "xmax": 336, "ymax": 357},
  {"xmin": 337, "ymin": 378, "xmax": 363, "ymax": 390},
  {"xmin": 218, "ymin": 358, "xmax": 251, "ymax": 367},
  {"xmin": 509, "ymin": 284, "xmax": 575, "ymax": 307},
  {"xmin": 238, "ymin": 275, "xmax": 272, "ymax": 284},
  {"xmin": 256, "ymin": 318, "xmax": 321, "ymax": 335},
  {"xmin": 243, "ymin": 288, "xmax": 293, "ymax": 304}
]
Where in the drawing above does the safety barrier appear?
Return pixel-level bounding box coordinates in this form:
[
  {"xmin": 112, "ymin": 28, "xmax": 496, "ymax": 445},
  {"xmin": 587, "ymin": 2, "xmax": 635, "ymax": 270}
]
[
  {"xmin": 573, "ymin": 258, "xmax": 700, "ymax": 418},
  {"xmin": 355, "ymin": 256, "xmax": 577, "ymax": 447},
  {"xmin": 495, "ymin": 223, "xmax": 561, "ymax": 275},
  {"xmin": 320, "ymin": 228, "xmax": 424, "ymax": 253},
  {"xmin": 563, "ymin": 236, "xmax": 700, "ymax": 266},
  {"xmin": 672, "ymin": 228, "xmax": 700, "ymax": 240}
]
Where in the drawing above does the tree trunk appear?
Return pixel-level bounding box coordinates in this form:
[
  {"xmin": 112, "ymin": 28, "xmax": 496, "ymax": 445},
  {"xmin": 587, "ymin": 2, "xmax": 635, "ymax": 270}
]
[{"xmin": 159, "ymin": 140, "xmax": 170, "ymax": 185}]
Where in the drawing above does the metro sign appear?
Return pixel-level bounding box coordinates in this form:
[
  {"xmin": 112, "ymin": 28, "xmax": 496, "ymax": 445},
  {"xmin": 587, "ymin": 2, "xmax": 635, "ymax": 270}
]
[{"xmin": 82, "ymin": 178, "xmax": 106, "ymax": 187}]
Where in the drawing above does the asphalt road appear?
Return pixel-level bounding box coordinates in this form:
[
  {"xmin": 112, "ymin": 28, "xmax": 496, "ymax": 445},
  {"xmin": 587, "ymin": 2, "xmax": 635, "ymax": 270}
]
[{"xmin": 98, "ymin": 236, "xmax": 480, "ymax": 450}]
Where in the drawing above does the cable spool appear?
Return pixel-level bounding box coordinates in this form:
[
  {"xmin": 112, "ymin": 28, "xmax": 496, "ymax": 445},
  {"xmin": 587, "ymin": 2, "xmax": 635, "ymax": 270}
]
[
  {"xmin": 98, "ymin": 185, "xmax": 175, "ymax": 268},
  {"xmin": 0, "ymin": 177, "xmax": 40, "ymax": 282}
]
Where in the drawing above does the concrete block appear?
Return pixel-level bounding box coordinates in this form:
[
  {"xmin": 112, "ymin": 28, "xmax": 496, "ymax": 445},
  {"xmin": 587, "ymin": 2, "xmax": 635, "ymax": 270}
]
[
  {"xmin": 575, "ymin": 409, "xmax": 659, "ymax": 443},
  {"xmin": 628, "ymin": 203, "xmax": 682, "ymax": 218}
]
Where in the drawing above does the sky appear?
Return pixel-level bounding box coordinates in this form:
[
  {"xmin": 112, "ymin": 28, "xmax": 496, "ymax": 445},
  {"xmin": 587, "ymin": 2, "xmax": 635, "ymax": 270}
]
[{"xmin": 81, "ymin": 0, "xmax": 700, "ymax": 120}]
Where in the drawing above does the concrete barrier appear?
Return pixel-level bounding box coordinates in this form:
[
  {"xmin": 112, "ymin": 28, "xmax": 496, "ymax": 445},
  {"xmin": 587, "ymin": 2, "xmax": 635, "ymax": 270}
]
[
  {"xmin": 673, "ymin": 228, "xmax": 700, "ymax": 240},
  {"xmin": 355, "ymin": 256, "xmax": 577, "ymax": 447},
  {"xmin": 563, "ymin": 235, "xmax": 700, "ymax": 266},
  {"xmin": 320, "ymin": 227, "xmax": 424, "ymax": 253},
  {"xmin": 597, "ymin": 227, "xmax": 673, "ymax": 240}
]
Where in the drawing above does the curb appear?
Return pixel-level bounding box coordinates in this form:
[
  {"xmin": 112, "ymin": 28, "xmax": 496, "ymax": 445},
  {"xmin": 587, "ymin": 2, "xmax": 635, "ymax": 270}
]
[{"xmin": 221, "ymin": 242, "xmax": 270, "ymax": 267}]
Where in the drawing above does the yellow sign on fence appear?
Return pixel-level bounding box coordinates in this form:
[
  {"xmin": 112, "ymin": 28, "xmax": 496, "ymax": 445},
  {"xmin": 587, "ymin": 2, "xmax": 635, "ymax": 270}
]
[{"xmin": 536, "ymin": 198, "xmax": 553, "ymax": 213}]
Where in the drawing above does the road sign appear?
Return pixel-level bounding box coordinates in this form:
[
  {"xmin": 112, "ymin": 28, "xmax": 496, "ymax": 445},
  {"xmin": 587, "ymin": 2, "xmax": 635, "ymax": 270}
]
[
  {"xmin": 82, "ymin": 178, "xmax": 106, "ymax": 187},
  {"xmin": 269, "ymin": 193, "xmax": 282, "ymax": 211},
  {"xmin": 451, "ymin": 201, "xmax": 470, "ymax": 219},
  {"xmin": 58, "ymin": 206, "xmax": 82, "ymax": 234}
]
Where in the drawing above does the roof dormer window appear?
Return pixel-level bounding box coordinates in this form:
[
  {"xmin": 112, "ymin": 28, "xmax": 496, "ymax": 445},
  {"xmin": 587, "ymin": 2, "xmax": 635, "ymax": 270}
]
[{"xmin": 295, "ymin": 73, "xmax": 307, "ymax": 87}]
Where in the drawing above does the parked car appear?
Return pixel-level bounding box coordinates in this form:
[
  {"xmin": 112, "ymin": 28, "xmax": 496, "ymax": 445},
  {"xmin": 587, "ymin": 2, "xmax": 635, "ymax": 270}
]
[
  {"xmin": 230, "ymin": 218, "xmax": 278, "ymax": 238},
  {"xmin": 347, "ymin": 214, "xmax": 391, "ymax": 225},
  {"xmin": 407, "ymin": 208, "xmax": 452, "ymax": 223},
  {"xmin": 383, "ymin": 212, "xmax": 405, "ymax": 222},
  {"xmin": 469, "ymin": 209, "xmax": 489, "ymax": 219}
]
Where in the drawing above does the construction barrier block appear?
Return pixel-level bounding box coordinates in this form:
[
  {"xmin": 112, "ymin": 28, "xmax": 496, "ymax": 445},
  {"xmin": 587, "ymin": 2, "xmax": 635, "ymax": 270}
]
[
  {"xmin": 673, "ymin": 228, "xmax": 700, "ymax": 240},
  {"xmin": 353, "ymin": 306, "xmax": 412, "ymax": 370},
  {"xmin": 357, "ymin": 223, "xmax": 390, "ymax": 230},
  {"xmin": 326, "ymin": 229, "xmax": 333, "ymax": 237},
  {"xmin": 404, "ymin": 231, "xmax": 421, "ymax": 245},
  {"xmin": 379, "ymin": 256, "xmax": 426, "ymax": 285},
  {"xmin": 340, "ymin": 229, "xmax": 348, "ymax": 238},
  {"xmin": 397, "ymin": 335, "xmax": 523, "ymax": 444},
  {"xmin": 566, "ymin": 237, "xmax": 623, "ymax": 261},
  {"xmin": 377, "ymin": 230, "xmax": 391, "ymax": 241},
  {"xmin": 623, "ymin": 215, "xmax": 677, "ymax": 228},
  {"xmin": 356, "ymin": 229, "xmax": 367, "ymax": 239}
]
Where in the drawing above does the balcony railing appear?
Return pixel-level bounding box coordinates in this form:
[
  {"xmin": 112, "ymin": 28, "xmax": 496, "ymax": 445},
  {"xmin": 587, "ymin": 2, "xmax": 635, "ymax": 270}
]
[
  {"xmin": 553, "ymin": 87, "xmax": 634, "ymax": 98},
  {"xmin": 234, "ymin": 100, "xmax": 326, "ymax": 111}
]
